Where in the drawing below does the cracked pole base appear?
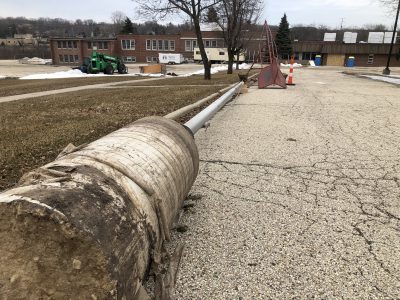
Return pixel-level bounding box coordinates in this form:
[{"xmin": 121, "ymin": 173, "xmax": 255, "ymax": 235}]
[{"xmin": 0, "ymin": 117, "xmax": 199, "ymax": 299}]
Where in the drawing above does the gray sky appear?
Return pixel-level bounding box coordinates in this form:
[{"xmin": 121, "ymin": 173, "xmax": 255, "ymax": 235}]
[{"xmin": 0, "ymin": 0, "xmax": 396, "ymax": 28}]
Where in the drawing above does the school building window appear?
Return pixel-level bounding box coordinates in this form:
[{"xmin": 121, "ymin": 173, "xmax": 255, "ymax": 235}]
[
  {"xmin": 88, "ymin": 41, "xmax": 109, "ymax": 49},
  {"xmin": 367, "ymin": 54, "xmax": 374, "ymax": 64},
  {"xmin": 185, "ymin": 40, "xmax": 197, "ymax": 51},
  {"xmin": 99, "ymin": 42, "xmax": 108, "ymax": 49},
  {"xmin": 146, "ymin": 39, "xmax": 151, "ymax": 50},
  {"xmin": 204, "ymin": 40, "xmax": 218, "ymax": 48},
  {"xmin": 123, "ymin": 56, "xmax": 136, "ymax": 62},
  {"xmin": 61, "ymin": 54, "xmax": 79, "ymax": 63},
  {"xmin": 121, "ymin": 40, "xmax": 135, "ymax": 50},
  {"xmin": 152, "ymin": 40, "xmax": 157, "ymax": 50},
  {"xmin": 146, "ymin": 56, "xmax": 158, "ymax": 63},
  {"xmin": 169, "ymin": 40, "xmax": 175, "ymax": 51}
]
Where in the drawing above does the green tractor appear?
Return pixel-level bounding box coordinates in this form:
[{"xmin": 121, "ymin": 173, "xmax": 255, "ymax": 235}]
[{"xmin": 80, "ymin": 51, "xmax": 128, "ymax": 75}]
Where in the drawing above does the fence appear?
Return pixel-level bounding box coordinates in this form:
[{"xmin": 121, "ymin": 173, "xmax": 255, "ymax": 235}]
[{"xmin": 0, "ymin": 45, "xmax": 50, "ymax": 59}]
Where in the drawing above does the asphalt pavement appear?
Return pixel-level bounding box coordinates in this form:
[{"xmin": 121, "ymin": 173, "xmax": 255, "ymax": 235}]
[{"xmin": 170, "ymin": 68, "xmax": 400, "ymax": 299}]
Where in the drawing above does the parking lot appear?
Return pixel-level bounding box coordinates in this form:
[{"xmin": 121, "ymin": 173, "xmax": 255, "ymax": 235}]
[{"xmin": 169, "ymin": 67, "xmax": 400, "ymax": 299}]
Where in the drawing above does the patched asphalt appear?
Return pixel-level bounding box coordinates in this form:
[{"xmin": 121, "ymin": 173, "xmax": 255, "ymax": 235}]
[{"xmin": 169, "ymin": 68, "xmax": 400, "ymax": 299}]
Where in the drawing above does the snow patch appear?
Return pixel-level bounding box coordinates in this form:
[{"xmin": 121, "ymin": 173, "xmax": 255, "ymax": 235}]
[
  {"xmin": 130, "ymin": 73, "xmax": 165, "ymax": 77},
  {"xmin": 182, "ymin": 63, "xmax": 251, "ymax": 76},
  {"xmin": 362, "ymin": 75, "xmax": 400, "ymax": 85},
  {"xmin": 19, "ymin": 57, "xmax": 52, "ymax": 65},
  {"xmin": 0, "ymin": 75, "xmax": 6, "ymax": 79},
  {"xmin": 280, "ymin": 63, "xmax": 303, "ymax": 68},
  {"xmin": 18, "ymin": 62, "xmax": 250, "ymax": 80}
]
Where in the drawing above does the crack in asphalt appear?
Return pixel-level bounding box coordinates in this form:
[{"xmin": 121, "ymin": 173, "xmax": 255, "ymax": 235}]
[{"xmin": 171, "ymin": 71, "xmax": 400, "ymax": 299}]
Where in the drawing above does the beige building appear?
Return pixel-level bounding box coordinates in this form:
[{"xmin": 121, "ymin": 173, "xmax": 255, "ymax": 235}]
[{"xmin": 0, "ymin": 34, "xmax": 37, "ymax": 46}]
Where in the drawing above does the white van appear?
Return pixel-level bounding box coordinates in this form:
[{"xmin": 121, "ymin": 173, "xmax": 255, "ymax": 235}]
[{"xmin": 158, "ymin": 53, "xmax": 185, "ymax": 64}]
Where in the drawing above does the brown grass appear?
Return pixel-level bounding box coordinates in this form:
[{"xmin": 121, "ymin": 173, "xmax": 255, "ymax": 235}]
[
  {"xmin": 0, "ymin": 76, "xmax": 152, "ymax": 97},
  {"xmin": 122, "ymin": 70, "xmax": 258, "ymax": 86},
  {"xmin": 0, "ymin": 84, "xmax": 224, "ymax": 190}
]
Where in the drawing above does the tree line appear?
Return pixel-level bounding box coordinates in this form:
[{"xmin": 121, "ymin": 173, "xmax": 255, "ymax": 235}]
[{"xmin": 0, "ymin": 16, "xmax": 194, "ymax": 38}]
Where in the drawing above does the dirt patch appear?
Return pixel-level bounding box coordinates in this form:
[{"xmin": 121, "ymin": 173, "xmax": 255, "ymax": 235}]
[
  {"xmin": 0, "ymin": 76, "xmax": 153, "ymax": 97},
  {"xmin": 0, "ymin": 85, "xmax": 224, "ymax": 191}
]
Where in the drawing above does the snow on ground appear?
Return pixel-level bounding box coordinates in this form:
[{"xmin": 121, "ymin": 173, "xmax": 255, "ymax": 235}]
[
  {"xmin": 18, "ymin": 63, "xmax": 250, "ymax": 80},
  {"xmin": 280, "ymin": 62, "xmax": 303, "ymax": 68},
  {"xmin": 183, "ymin": 63, "xmax": 251, "ymax": 76},
  {"xmin": 19, "ymin": 57, "xmax": 52, "ymax": 65},
  {"xmin": 362, "ymin": 75, "xmax": 400, "ymax": 85},
  {"xmin": 0, "ymin": 75, "xmax": 6, "ymax": 79}
]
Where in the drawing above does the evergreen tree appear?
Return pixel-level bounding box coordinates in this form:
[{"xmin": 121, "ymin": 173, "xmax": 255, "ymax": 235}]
[
  {"xmin": 120, "ymin": 17, "xmax": 134, "ymax": 34},
  {"xmin": 205, "ymin": 7, "xmax": 219, "ymax": 23},
  {"xmin": 275, "ymin": 14, "xmax": 292, "ymax": 59}
]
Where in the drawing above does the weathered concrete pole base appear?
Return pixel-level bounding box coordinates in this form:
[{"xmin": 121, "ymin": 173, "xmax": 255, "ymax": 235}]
[{"xmin": 0, "ymin": 116, "xmax": 199, "ymax": 299}]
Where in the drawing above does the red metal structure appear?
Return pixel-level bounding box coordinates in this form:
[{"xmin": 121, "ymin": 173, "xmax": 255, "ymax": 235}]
[{"xmin": 258, "ymin": 20, "xmax": 287, "ymax": 89}]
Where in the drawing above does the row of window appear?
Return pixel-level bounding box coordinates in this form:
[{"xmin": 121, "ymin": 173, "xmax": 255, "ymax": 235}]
[
  {"xmin": 145, "ymin": 40, "xmax": 175, "ymax": 51},
  {"xmin": 88, "ymin": 41, "xmax": 109, "ymax": 50},
  {"xmin": 59, "ymin": 54, "xmax": 79, "ymax": 63},
  {"xmin": 56, "ymin": 39, "xmax": 221, "ymax": 52},
  {"xmin": 57, "ymin": 41, "xmax": 78, "ymax": 49},
  {"xmin": 122, "ymin": 40, "xmax": 135, "ymax": 50},
  {"xmin": 367, "ymin": 54, "xmax": 374, "ymax": 64},
  {"xmin": 185, "ymin": 39, "xmax": 218, "ymax": 51},
  {"xmin": 185, "ymin": 40, "xmax": 197, "ymax": 52},
  {"xmin": 146, "ymin": 57, "xmax": 159, "ymax": 63},
  {"xmin": 123, "ymin": 56, "xmax": 136, "ymax": 62}
]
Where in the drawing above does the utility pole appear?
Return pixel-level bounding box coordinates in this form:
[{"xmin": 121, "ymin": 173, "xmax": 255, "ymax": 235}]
[
  {"xmin": 340, "ymin": 18, "xmax": 344, "ymax": 30},
  {"xmin": 383, "ymin": 0, "xmax": 400, "ymax": 75}
]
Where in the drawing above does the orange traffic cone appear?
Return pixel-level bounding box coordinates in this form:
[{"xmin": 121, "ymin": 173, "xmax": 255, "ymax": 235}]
[{"xmin": 287, "ymin": 56, "xmax": 296, "ymax": 86}]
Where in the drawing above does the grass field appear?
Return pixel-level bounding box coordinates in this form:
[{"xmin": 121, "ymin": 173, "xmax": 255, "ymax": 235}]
[
  {"xmin": 121, "ymin": 71, "xmax": 255, "ymax": 86},
  {"xmin": 0, "ymin": 81, "xmax": 233, "ymax": 190},
  {"xmin": 0, "ymin": 76, "xmax": 152, "ymax": 97}
]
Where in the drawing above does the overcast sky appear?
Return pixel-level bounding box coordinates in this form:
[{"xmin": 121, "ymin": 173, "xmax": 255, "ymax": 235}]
[{"xmin": 0, "ymin": 0, "xmax": 396, "ymax": 28}]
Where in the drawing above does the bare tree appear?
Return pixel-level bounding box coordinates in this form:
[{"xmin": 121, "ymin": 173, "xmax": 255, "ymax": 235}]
[
  {"xmin": 380, "ymin": 0, "xmax": 399, "ymax": 13},
  {"xmin": 111, "ymin": 11, "xmax": 127, "ymax": 34},
  {"xmin": 134, "ymin": 0, "xmax": 221, "ymax": 79},
  {"xmin": 211, "ymin": 0, "xmax": 262, "ymax": 74}
]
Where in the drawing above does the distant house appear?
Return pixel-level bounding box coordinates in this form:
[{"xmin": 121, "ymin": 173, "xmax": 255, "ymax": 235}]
[{"xmin": 0, "ymin": 34, "xmax": 38, "ymax": 47}]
